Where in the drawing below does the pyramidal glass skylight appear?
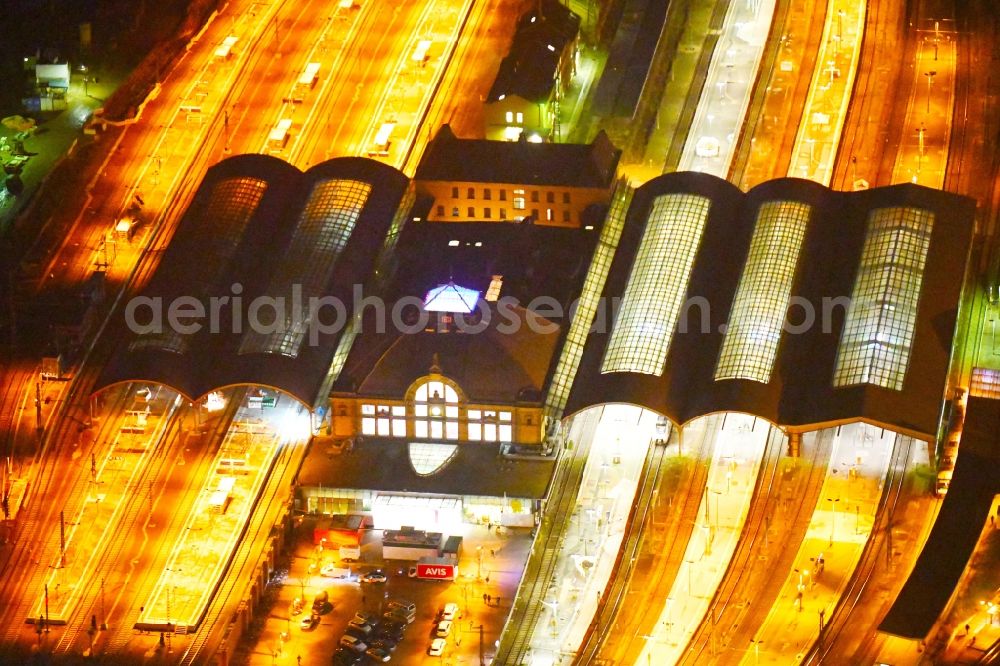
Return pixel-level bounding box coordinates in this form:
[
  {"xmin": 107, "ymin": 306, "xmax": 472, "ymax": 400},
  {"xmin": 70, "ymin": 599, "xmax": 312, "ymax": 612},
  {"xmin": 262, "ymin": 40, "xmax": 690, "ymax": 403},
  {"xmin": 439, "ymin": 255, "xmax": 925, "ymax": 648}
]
[{"xmin": 423, "ymin": 282, "xmax": 480, "ymax": 314}]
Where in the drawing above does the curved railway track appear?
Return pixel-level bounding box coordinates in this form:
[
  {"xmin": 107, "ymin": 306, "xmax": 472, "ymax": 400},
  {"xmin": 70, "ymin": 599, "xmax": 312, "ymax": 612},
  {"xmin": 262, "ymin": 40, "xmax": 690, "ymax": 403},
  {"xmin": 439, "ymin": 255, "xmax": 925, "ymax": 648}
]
[
  {"xmin": 801, "ymin": 434, "xmax": 915, "ymax": 664},
  {"xmin": 573, "ymin": 437, "xmax": 669, "ymax": 663},
  {"xmin": 0, "ymin": 364, "xmax": 121, "ymax": 646},
  {"xmin": 53, "ymin": 400, "xmax": 183, "ymax": 654},
  {"xmin": 827, "ymin": 0, "xmax": 898, "ymax": 190},
  {"xmin": 493, "ymin": 408, "xmax": 601, "ymax": 664},
  {"xmin": 679, "ymin": 427, "xmax": 833, "ymax": 664},
  {"xmin": 590, "ymin": 418, "xmax": 719, "ymax": 665},
  {"xmin": 178, "ymin": 438, "xmax": 297, "ymax": 664}
]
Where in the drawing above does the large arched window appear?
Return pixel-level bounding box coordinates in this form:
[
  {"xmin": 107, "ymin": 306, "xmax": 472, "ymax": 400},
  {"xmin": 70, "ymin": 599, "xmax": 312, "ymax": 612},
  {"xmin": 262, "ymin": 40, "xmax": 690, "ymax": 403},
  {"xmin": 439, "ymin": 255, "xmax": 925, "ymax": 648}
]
[{"xmin": 412, "ymin": 380, "xmax": 460, "ymax": 440}]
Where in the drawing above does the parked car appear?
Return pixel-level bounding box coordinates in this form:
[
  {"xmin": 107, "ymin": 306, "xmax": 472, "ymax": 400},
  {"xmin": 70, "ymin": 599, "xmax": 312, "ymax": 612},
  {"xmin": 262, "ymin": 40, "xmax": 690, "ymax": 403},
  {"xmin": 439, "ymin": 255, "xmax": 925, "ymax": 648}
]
[
  {"xmin": 386, "ymin": 600, "xmax": 415, "ymax": 615},
  {"xmin": 345, "ymin": 626, "xmax": 371, "ymax": 641},
  {"xmin": 428, "ymin": 638, "xmax": 446, "ymax": 656},
  {"xmin": 435, "ymin": 620, "xmax": 452, "ymax": 638},
  {"xmin": 369, "ymin": 637, "xmax": 397, "ymax": 653},
  {"xmin": 299, "ymin": 613, "xmax": 319, "ymax": 630},
  {"xmin": 321, "ymin": 564, "xmax": 350, "ymax": 578},
  {"xmin": 312, "ymin": 590, "xmax": 330, "ymax": 614},
  {"xmin": 365, "ymin": 647, "xmax": 391, "ymax": 663},
  {"xmin": 351, "ymin": 611, "xmax": 379, "ymax": 625},
  {"xmin": 375, "ymin": 626, "xmax": 405, "ymax": 643},
  {"xmin": 383, "ymin": 610, "xmax": 414, "ymax": 625},
  {"xmin": 332, "ymin": 648, "xmax": 364, "ymax": 665},
  {"xmin": 440, "ymin": 603, "xmax": 459, "ymax": 621},
  {"xmin": 361, "ymin": 570, "xmax": 387, "ymax": 584},
  {"xmin": 347, "ymin": 620, "xmax": 374, "ymax": 635},
  {"xmin": 339, "ymin": 635, "xmax": 367, "ymax": 652}
]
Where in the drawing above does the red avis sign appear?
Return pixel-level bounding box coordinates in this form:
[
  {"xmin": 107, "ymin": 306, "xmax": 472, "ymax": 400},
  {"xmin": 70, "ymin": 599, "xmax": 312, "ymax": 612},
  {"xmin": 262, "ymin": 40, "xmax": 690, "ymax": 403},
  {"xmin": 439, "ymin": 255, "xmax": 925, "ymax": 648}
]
[{"xmin": 417, "ymin": 563, "xmax": 456, "ymax": 579}]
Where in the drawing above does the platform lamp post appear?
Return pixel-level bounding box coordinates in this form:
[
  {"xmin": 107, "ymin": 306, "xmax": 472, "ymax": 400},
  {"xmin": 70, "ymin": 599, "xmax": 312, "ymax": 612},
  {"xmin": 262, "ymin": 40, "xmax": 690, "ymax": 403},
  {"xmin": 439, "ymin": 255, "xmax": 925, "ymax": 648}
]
[
  {"xmin": 827, "ymin": 497, "xmax": 840, "ymax": 544},
  {"xmin": 750, "ymin": 638, "xmax": 763, "ymax": 665},
  {"xmin": 924, "ymin": 71, "xmax": 937, "ymax": 114}
]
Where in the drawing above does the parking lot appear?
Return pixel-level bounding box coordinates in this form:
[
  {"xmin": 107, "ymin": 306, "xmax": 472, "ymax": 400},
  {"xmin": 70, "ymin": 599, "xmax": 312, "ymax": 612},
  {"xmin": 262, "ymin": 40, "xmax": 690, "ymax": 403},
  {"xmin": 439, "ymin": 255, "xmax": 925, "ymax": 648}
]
[{"xmin": 240, "ymin": 518, "xmax": 533, "ymax": 665}]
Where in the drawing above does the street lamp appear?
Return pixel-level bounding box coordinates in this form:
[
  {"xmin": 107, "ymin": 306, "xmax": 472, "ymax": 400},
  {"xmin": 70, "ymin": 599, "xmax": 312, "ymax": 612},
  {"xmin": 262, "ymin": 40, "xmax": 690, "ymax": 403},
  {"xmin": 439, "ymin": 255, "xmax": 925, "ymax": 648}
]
[
  {"xmin": 476, "ymin": 545, "xmax": 483, "ymax": 580},
  {"xmin": 684, "ymin": 558, "xmax": 697, "ymax": 597},
  {"xmin": 924, "ymin": 70, "xmax": 937, "ymax": 114},
  {"xmin": 827, "ymin": 497, "xmax": 840, "ymax": 544},
  {"xmin": 750, "ymin": 638, "xmax": 763, "ymax": 665}
]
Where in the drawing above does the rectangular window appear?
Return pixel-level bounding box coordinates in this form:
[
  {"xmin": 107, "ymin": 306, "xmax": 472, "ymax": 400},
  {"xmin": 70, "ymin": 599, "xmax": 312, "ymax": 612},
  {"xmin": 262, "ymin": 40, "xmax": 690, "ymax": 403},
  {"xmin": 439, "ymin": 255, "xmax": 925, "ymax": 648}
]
[
  {"xmin": 563, "ymin": 192, "xmax": 571, "ymax": 204},
  {"xmin": 483, "ymin": 189, "xmax": 491, "ymax": 200},
  {"xmin": 484, "ymin": 207, "xmax": 491, "ymax": 219},
  {"xmin": 516, "ymin": 112, "xmax": 523, "ymax": 124},
  {"xmin": 467, "ymin": 187, "xmax": 475, "ymax": 199},
  {"xmin": 602, "ymin": 194, "xmax": 712, "ymax": 375},
  {"xmin": 833, "ymin": 207, "xmax": 934, "ymax": 390},
  {"xmin": 468, "ymin": 423, "xmax": 482, "ymax": 441},
  {"xmin": 499, "ymin": 209, "xmax": 507, "ymax": 219},
  {"xmin": 531, "ymin": 209, "xmax": 539, "ymax": 220},
  {"xmin": 715, "ymin": 201, "xmax": 812, "ymax": 383},
  {"xmin": 531, "ymin": 191, "xmax": 539, "ymax": 203},
  {"xmin": 468, "ymin": 207, "xmax": 475, "ymax": 217},
  {"xmin": 563, "ymin": 210, "xmax": 571, "ymax": 222},
  {"xmin": 436, "ymin": 205, "xmax": 444, "ymax": 216},
  {"xmin": 416, "ymin": 421, "xmax": 428, "ymax": 438},
  {"xmin": 546, "ymin": 192, "xmax": 555, "ymax": 203},
  {"xmin": 499, "ymin": 425, "xmax": 513, "ymax": 442},
  {"xmin": 513, "ymin": 189, "xmax": 525, "ymax": 210},
  {"xmin": 392, "ymin": 419, "xmax": 406, "ymax": 437},
  {"xmin": 546, "ymin": 208, "xmax": 554, "ymax": 221},
  {"xmin": 362, "ymin": 418, "xmax": 376, "ymax": 435},
  {"xmin": 499, "ymin": 190, "xmax": 507, "ymax": 201},
  {"xmin": 451, "ymin": 207, "xmax": 459, "ymax": 217},
  {"xmin": 452, "ymin": 186, "xmax": 459, "ymax": 198},
  {"xmin": 505, "ymin": 111, "xmax": 513, "ymax": 123}
]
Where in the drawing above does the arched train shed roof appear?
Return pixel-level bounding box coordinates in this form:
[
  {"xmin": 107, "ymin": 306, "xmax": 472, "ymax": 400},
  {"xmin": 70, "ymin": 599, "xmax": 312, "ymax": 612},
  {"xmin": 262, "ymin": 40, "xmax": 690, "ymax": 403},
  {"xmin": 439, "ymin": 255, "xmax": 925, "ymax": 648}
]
[
  {"xmin": 565, "ymin": 172, "xmax": 976, "ymax": 439},
  {"xmin": 94, "ymin": 154, "xmax": 411, "ymax": 408}
]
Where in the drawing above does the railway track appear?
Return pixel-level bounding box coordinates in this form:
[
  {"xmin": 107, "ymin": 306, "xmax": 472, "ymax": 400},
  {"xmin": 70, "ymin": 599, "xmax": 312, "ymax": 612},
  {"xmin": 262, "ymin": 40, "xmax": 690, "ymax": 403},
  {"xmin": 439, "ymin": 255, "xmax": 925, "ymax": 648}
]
[
  {"xmin": 677, "ymin": 427, "xmax": 832, "ymax": 664},
  {"xmin": 54, "ymin": 398, "xmax": 183, "ymax": 654},
  {"xmin": 493, "ymin": 408, "xmax": 601, "ymax": 665},
  {"xmin": 827, "ymin": 0, "xmax": 897, "ymax": 189},
  {"xmin": 178, "ymin": 437, "xmax": 298, "ymax": 664},
  {"xmin": 574, "ymin": 436, "xmax": 670, "ymax": 663},
  {"xmin": 100, "ymin": 396, "xmax": 242, "ymax": 657},
  {"xmin": 0, "ymin": 366, "xmax": 122, "ymax": 646},
  {"xmin": 593, "ymin": 417, "xmax": 718, "ymax": 665},
  {"xmin": 801, "ymin": 433, "xmax": 915, "ymax": 664}
]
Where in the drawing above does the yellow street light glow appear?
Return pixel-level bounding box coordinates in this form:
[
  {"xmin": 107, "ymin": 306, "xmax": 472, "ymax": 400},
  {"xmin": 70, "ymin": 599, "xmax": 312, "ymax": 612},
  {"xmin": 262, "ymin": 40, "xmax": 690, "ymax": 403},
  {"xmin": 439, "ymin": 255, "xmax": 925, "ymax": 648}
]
[{"xmin": 115, "ymin": 218, "xmax": 132, "ymax": 233}]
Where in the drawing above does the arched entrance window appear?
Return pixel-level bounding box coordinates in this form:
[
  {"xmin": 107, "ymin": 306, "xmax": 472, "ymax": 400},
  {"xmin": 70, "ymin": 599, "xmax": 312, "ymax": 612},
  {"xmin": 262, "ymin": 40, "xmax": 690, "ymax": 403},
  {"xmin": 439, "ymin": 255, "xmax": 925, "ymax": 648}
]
[{"xmin": 412, "ymin": 379, "xmax": 460, "ymax": 440}]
